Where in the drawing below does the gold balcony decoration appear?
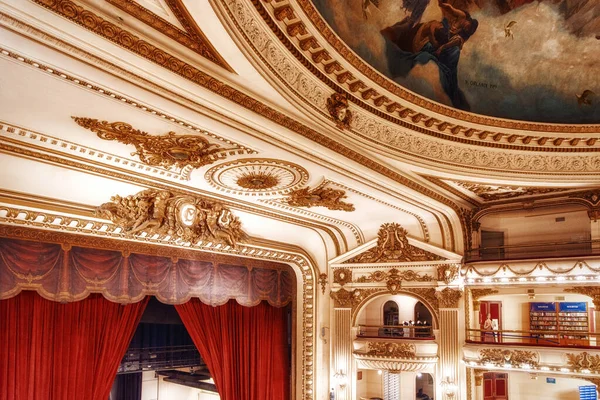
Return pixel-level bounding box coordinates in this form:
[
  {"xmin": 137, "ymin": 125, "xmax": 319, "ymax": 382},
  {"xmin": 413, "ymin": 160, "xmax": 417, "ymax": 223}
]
[
  {"xmin": 73, "ymin": 117, "xmax": 235, "ymax": 169},
  {"xmin": 566, "ymin": 352, "xmax": 600, "ymax": 373},
  {"xmin": 437, "ymin": 264, "xmax": 459, "ymax": 284},
  {"xmin": 355, "ymin": 268, "xmax": 434, "ymax": 283},
  {"xmin": 479, "ymin": 349, "xmax": 538, "ymax": 367},
  {"xmin": 364, "ymin": 342, "xmax": 416, "ymax": 358},
  {"xmin": 565, "ymin": 287, "xmax": 600, "ymax": 308},
  {"xmin": 333, "ymin": 268, "xmax": 352, "ymax": 286},
  {"xmin": 330, "ymin": 287, "xmax": 382, "ymax": 309},
  {"xmin": 436, "ymin": 288, "xmax": 462, "ymax": 308},
  {"xmin": 345, "ymin": 223, "xmax": 442, "ymax": 263},
  {"xmin": 97, "ymin": 189, "xmax": 248, "ymax": 248},
  {"xmin": 326, "ymin": 93, "xmax": 352, "ymax": 130},
  {"xmin": 285, "ymin": 184, "xmax": 354, "ymax": 211}
]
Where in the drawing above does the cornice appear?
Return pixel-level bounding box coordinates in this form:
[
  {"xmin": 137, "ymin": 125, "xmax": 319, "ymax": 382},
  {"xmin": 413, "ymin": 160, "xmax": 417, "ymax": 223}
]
[
  {"xmin": 284, "ymin": 0, "xmax": 600, "ymax": 136},
  {"xmin": 105, "ymin": 0, "xmax": 232, "ymax": 71}
]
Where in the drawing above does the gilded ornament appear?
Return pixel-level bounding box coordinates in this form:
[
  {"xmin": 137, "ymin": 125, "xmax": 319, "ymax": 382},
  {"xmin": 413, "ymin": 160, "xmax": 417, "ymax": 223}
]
[
  {"xmin": 565, "ymin": 287, "xmax": 600, "ymax": 308},
  {"xmin": 346, "ymin": 223, "xmax": 442, "ymax": 263},
  {"xmin": 96, "ymin": 189, "xmax": 248, "ymax": 248},
  {"xmin": 326, "ymin": 93, "xmax": 352, "ymax": 130},
  {"xmin": 285, "ymin": 184, "xmax": 354, "ymax": 211},
  {"xmin": 437, "ymin": 264, "xmax": 459, "ymax": 284},
  {"xmin": 363, "ymin": 342, "xmax": 416, "ymax": 358},
  {"xmin": 73, "ymin": 117, "xmax": 230, "ymax": 169},
  {"xmin": 330, "ymin": 287, "xmax": 383, "ymax": 309},
  {"xmin": 355, "ymin": 268, "xmax": 434, "ymax": 283},
  {"xmin": 386, "ymin": 269, "xmax": 402, "ymax": 295},
  {"xmin": 479, "ymin": 348, "xmax": 538, "ymax": 367},
  {"xmin": 436, "ymin": 287, "xmax": 462, "ymax": 308},
  {"xmin": 236, "ymin": 172, "xmax": 279, "ymax": 190},
  {"xmin": 566, "ymin": 352, "xmax": 600, "ymax": 373},
  {"xmin": 471, "ymin": 288, "xmax": 499, "ymax": 301},
  {"xmin": 319, "ymin": 273, "xmax": 328, "ymax": 294},
  {"xmin": 333, "ymin": 268, "xmax": 352, "ymax": 286},
  {"xmin": 571, "ymin": 190, "xmax": 600, "ymax": 206},
  {"xmin": 456, "ymin": 181, "xmax": 568, "ymax": 202}
]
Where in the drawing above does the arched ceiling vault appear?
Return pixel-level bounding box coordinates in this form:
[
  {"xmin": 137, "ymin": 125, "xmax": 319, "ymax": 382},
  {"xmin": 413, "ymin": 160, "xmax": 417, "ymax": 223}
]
[{"xmin": 0, "ymin": 0, "xmax": 598, "ymax": 262}]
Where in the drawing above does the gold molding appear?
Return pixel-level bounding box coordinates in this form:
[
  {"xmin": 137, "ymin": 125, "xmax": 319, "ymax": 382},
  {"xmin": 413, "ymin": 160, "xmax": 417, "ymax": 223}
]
[
  {"xmin": 564, "ymin": 287, "xmax": 600, "ymax": 308},
  {"xmin": 104, "ymin": 0, "xmax": 233, "ymax": 71},
  {"xmin": 355, "ymin": 268, "xmax": 434, "ymax": 283},
  {"xmin": 73, "ymin": 117, "xmax": 238, "ymax": 169},
  {"xmin": 471, "ymin": 289, "xmax": 499, "ymax": 301},
  {"xmin": 362, "ymin": 342, "xmax": 415, "ymax": 358}
]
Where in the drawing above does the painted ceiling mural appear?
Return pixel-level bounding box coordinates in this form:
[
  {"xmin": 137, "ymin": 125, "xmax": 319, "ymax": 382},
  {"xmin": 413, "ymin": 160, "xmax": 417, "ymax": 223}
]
[{"xmin": 311, "ymin": 0, "xmax": 599, "ymax": 124}]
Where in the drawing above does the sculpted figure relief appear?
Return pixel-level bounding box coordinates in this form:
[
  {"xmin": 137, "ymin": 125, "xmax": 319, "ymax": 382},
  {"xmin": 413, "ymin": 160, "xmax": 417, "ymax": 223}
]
[{"xmin": 97, "ymin": 189, "xmax": 247, "ymax": 247}]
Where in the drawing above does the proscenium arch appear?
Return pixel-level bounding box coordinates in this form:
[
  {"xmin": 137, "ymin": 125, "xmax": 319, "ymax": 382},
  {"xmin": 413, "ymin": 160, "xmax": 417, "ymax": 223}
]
[{"xmin": 351, "ymin": 290, "xmax": 439, "ymax": 330}]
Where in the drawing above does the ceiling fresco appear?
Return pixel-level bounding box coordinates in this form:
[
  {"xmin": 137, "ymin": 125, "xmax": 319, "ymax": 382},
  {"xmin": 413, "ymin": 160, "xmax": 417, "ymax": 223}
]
[{"xmin": 311, "ymin": 0, "xmax": 600, "ymax": 124}]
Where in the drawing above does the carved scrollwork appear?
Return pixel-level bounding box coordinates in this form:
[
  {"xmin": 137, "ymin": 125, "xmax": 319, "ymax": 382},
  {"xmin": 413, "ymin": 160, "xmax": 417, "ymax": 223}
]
[
  {"xmin": 333, "ymin": 268, "xmax": 352, "ymax": 285},
  {"xmin": 330, "ymin": 287, "xmax": 383, "ymax": 309},
  {"xmin": 437, "ymin": 264, "xmax": 459, "ymax": 284},
  {"xmin": 96, "ymin": 189, "xmax": 248, "ymax": 248},
  {"xmin": 565, "ymin": 287, "xmax": 600, "ymax": 308},
  {"xmin": 73, "ymin": 117, "xmax": 233, "ymax": 169},
  {"xmin": 364, "ymin": 342, "xmax": 416, "ymax": 358},
  {"xmin": 566, "ymin": 352, "xmax": 600, "ymax": 373},
  {"xmin": 285, "ymin": 184, "xmax": 354, "ymax": 211},
  {"xmin": 479, "ymin": 348, "xmax": 539, "ymax": 367},
  {"xmin": 346, "ymin": 223, "xmax": 442, "ymax": 263},
  {"xmin": 436, "ymin": 287, "xmax": 462, "ymax": 308},
  {"xmin": 355, "ymin": 268, "xmax": 434, "ymax": 283},
  {"xmin": 319, "ymin": 273, "xmax": 328, "ymax": 294}
]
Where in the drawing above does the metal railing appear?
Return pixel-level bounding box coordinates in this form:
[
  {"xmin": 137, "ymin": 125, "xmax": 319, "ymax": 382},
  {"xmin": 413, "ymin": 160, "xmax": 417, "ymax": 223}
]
[
  {"xmin": 464, "ymin": 239, "xmax": 600, "ymax": 262},
  {"xmin": 117, "ymin": 345, "xmax": 203, "ymax": 374},
  {"xmin": 466, "ymin": 328, "xmax": 599, "ymax": 347},
  {"xmin": 357, "ymin": 324, "xmax": 434, "ymax": 339}
]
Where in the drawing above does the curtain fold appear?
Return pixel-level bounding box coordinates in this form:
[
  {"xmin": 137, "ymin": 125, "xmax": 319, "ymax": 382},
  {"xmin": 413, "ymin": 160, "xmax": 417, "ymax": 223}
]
[
  {"xmin": 175, "ymin": 299, "xmax": 290, "ymax": 400},
  {"xmin": 0, "ymin": 291, "xmax": 148, "ymax": 400}
]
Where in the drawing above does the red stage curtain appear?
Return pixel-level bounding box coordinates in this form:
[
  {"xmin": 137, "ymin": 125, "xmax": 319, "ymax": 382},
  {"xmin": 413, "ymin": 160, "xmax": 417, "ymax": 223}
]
[
  {"xmin": 175, "ymin": 299, "xmax": 290, "ymax": 400},
  {"xmin": 0, "ymin": 291, "xmax": 147, "ymax": 400}
]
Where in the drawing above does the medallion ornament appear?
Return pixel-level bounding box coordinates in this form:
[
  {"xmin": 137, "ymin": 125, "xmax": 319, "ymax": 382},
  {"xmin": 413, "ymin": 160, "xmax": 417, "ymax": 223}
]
[
  {"xmin": 96, "ymin": 189, "xmax": 248, "ymax": 247},
  {"xmin": 346, "ymin": 223, "xmax": 442, "ymax": 263},
  {"xmin": 566, "ymin": 352, "xmax": 600, "ymax": 373},
  {"xmin": 333, "ymin": 268, "xmax": 352, "ymax": 286},
  {"xmin": 326, "ymin": 93, "xmax": 352, "ymax": 130},
  {"xmin": 73, "ymin": 117, "xmax": 234, "ymax": 169},
  {"xmin": 205, "ymin": 159, "xmax": 309, "ymax": 195},
  {"xmin": 437, "ymin": 265, "xmax": 459, "ymax": 284},
  {"xmin": 436, "ymin": 288, "xmax": 462, "ymax": 308},
  {"xmin": 479, "ymin": 349, "xmax": 538, "ymax": 367},
  {"xmin": 285, "ymin": 184, "xmax": 355, "ymax": 211}
]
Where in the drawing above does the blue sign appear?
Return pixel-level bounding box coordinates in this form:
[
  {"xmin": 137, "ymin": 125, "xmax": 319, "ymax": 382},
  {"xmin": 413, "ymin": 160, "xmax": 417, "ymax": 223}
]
[
  {"xmin": 559, "ymin": 302, "xmax": 587, "ymax": 313},
  {"xmin": 579, "ymin": 385, "xmax": 597, "ymax": 400},
  {"xmin": 546, "ymin": 377, "xmax": 556, "ymax": 384},
  {"xmin": 531, "ymin": 302, "xmax": 556, "ymax": 312}
]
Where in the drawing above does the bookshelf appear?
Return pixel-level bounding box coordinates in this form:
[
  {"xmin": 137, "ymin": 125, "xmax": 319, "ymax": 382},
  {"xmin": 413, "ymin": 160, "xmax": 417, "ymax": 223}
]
[{"xmin": 529, "ymin": 302, "xmax": 589, "ymax": 345}]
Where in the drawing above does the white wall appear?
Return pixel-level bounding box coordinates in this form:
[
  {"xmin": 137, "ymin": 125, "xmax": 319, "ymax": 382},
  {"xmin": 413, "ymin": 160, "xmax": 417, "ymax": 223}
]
[
  {"xmin": 141, "ymin": 371, "xmax": 220, "ymax": 400},
  {"xmin": 356, "ymin": 369, "xmax": 383, "ymax": 399},
  {"xmin": 506, "ymin": 372, "xmax": 595, "ymax": 400}
]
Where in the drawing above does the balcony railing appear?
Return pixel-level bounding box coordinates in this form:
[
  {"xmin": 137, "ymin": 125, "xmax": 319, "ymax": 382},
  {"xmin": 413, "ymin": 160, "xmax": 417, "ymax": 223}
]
[
  {"xmin": 357, "ymin": 324, "xmax": 434, "ymax": 339},
  {"xmin": 466, "ymin": 328, "xmax": 600, "ymax": 348},
  {"xmin": 117, "ymin": 345, "xmax": 203, "ymax": 374},
  {"xmin": 464, "ymin": 239, "xmax": 600, "ymax": 262}
]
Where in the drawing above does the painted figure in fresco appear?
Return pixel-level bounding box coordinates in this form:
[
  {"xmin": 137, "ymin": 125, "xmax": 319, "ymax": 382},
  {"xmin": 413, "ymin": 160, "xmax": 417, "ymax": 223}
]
[{"xmin": 381, "ymin": 0, "xmax": 478, "ymax": 110}]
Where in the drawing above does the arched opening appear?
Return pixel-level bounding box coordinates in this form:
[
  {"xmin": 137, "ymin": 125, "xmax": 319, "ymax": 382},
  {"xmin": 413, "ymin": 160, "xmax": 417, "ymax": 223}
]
[
  {"xmin": 383, "ymin": 300, "xmax": 399, "ymax": 326},
  {"xmin": 415, "ymin": 372, "xmax": 434, "ymax": 400},
  {"xmin": 414, "ymin": 301, "xmax": 433, "ymax": 338}
]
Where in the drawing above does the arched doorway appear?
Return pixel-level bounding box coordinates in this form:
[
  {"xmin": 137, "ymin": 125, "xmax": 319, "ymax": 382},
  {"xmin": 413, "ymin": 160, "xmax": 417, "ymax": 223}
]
[{"xmin": 383, "ymin": 300, "xmax": 399, "ymax": 326}]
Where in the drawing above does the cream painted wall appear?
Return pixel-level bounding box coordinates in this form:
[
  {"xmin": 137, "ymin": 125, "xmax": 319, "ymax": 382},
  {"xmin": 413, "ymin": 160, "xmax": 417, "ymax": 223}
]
[
  {"xmin": 356, "ymin": 295, "xmax": 420, "ymax": 326},
  {"xmin": 140, "ymin": 371, "xmax": 220, "ymax": 400},
  {"xmin": 479, "ymin": 206, "xmax": 590, "ymax": 249},
  {"xmin": 356, "ymin": 369, "xmax": 384, "ymax": 399},
  {"xmin": 504, "ymin": 372, "xmax": 595, "ymax": 400}
]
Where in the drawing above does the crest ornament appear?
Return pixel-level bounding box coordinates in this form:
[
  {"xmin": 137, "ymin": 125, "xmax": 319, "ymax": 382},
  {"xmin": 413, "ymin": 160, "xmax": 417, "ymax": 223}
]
[
  {"xmin": 333, "ymin": 268, "xmax": 352, "ymax": 285},
  {"xmin": 96, "ymin": 189, "xmax": 248, "ymax": 247},
  {"xmin": 326, "ymin": 93, "xmax": 352, "ymax": 130},
  {"xmin": 346, "ymin": 223, "xmax": 442, "ymax": 263},
  {"xmin": 436, "ymin": 287, "xmax": 462, "ymax": 308},
  {"xmin": 73, "ymin": 117, "xmax": 236, "ymax": 169},
  {"xmin": 437, "ymin": 264, "xmax": 459, "ymax": 284}
]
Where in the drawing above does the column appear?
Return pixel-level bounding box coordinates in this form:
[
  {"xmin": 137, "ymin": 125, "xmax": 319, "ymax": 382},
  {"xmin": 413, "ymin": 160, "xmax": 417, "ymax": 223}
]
[
  {"xmin": 437, "ymin": 288, "xmax": 462, "ymax": 400},
  {"xmin": 333, "ymin": 307, "xmax": 352, "ymax": 400},
  {"xmin": 474, "ymin": 370, "xmax": 484, "ymax": 400}
]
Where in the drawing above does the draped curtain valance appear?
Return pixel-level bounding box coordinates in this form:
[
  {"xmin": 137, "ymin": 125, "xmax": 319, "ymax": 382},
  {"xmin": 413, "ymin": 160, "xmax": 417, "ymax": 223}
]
[{"xmin": 0, "ymin": 237, "xmax": 295, "ymax": 306}]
